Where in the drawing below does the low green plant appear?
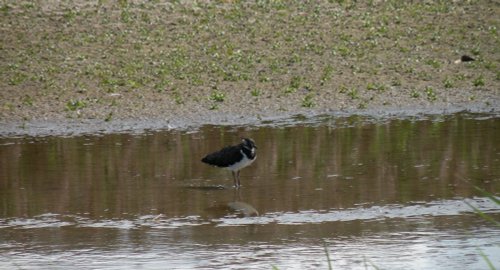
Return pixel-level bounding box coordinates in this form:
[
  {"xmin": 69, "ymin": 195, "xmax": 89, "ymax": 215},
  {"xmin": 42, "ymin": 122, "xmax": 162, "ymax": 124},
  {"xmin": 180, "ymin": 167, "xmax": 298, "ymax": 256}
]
[
  {"xmin": 282, "ymin": 75, "xmax": 304, "ymax": 94},
  {"xmin": 210, "ymin": 91, "xmax": 225, "ymax": 102},
  {"xmin": 425, "ymin": 59, "xmax": 441, "ymax": 69},
  {"xmin": 425, "ymin": 86, "xmax": 437, "ymax": 101},
  {"xmin": 473, "ymin": 75, "xmax": 485, "ymax": 87},
  {"xmin": 301, "ymin": 94, "xmax": 315, "ymax": 108},
  {"xmin": 366, "ymin": 82, "xmax": 386, "ymax": 92},
  {"xmin": 338, "ymin": 85, "xmax": 349, "ymax": 94},
  {"xmin": 251, "ymin": 88, "xmax": 261, "ymax": 97},
  {"xmin": 284, "ymin": 87, "xmax": 296, "ymax": 94},
  {"xmin": 443, "ymin": 78, "xmax": 453, "ymax": 88},
  {"xmin": 22, "ymin": 95, "xmax": 34, "ymax": 106},
  {"xmin": 358, "ymin": 101, "xmax": 367, "ymax": 109},
  {"xmin": 347, "ymin": 88, "xmax": 359, "ymax": 99},
  {"xmin": 320, "ymin": 65, "xmax": 334, "ymax": 85},
  {"xmin": 8, "ymin": 72, "xmax": 28, "ymax": 85},
  {"xmin": 410, "ymin": 90, "xmax": 420, "ymax": 98},
  {"xmin": 471, "ymin": 46, "xmax": 481, "ymax": 56},
  {"xmin": 66, "ymin": 99, "xmax": 86, "ymax": 111},
  {"xmin": 1, "ymin": 4, "xmax": 11, "ymax": 14},
  {"xmin": 104, "ymin": 112, "xmax": 113, "ymax": 122},
  {"xmin": 173, "ymin": 93, "xmax": 183, "ymax": 105}
]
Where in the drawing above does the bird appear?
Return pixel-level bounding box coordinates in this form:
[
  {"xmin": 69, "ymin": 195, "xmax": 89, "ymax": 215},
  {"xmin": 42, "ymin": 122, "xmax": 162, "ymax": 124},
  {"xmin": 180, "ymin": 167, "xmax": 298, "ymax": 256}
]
[
  {"xmin": 454, "ymin": 54, "xmax": 476, "ymax": 64},
  {"xmin": 461, "ymin": 55, "xmax": 475, "ymax": 62},
  {"xmin": 201, "ymin": 138, "xmax": 257, "ymax": 188}
]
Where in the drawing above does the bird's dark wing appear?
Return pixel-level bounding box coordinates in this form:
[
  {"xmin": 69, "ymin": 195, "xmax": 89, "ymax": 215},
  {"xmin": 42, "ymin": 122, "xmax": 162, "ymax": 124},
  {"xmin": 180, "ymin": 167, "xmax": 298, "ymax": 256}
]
[{"xmin": 201, "ymin": 144, "xmax": 242, "ymax": 167}]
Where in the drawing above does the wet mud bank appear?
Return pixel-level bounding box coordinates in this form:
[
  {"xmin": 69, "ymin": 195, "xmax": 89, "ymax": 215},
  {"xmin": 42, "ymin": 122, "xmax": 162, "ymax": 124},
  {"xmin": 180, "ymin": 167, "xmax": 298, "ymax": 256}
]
[{"xmin": 1, "ymin": 100, "xmax": 499, "ymax": 137}]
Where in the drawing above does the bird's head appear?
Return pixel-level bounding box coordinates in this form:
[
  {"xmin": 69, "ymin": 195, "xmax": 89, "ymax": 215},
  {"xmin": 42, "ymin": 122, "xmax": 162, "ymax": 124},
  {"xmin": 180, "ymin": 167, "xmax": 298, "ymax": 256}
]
[{"xmin": 242, "ymin": 138, "xmax": 257, "ymax": 151}]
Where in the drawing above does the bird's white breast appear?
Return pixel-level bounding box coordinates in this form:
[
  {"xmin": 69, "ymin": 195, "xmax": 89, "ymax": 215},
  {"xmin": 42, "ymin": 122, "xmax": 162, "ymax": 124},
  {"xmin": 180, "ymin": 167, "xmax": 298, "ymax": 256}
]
[{"xmin": 226, "ymin": 150, "xmax": 256, "ymax": 171}]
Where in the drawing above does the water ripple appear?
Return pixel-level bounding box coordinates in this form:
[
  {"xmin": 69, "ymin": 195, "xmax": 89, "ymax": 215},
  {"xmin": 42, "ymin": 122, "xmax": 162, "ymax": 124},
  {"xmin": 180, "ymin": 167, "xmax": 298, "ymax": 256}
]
[
  {"xmin": 0, "ymin": 197, "xmax": 497, "ymax": 229},
  {"xmin": 216, "ymin": 197, "xmax": 499, "ymax": 226}
]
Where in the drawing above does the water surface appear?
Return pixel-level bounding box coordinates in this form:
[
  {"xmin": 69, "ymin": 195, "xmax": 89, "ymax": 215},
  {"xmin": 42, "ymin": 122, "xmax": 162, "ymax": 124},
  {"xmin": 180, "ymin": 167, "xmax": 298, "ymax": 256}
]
[{"xmin": 1, "ymin": 113, "xmax": 499, "ymax": 269}]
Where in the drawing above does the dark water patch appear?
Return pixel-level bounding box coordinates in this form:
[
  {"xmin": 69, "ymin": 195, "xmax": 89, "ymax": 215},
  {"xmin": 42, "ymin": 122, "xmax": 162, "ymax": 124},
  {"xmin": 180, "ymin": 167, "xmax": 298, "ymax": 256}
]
[{"xmin": 184, "ymin": 184, "xmax": 227, "ymax": 191}]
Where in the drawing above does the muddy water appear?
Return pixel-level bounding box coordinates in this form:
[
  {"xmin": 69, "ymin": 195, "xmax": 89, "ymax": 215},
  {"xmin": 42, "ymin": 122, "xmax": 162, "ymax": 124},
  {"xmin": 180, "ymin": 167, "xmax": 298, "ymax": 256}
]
[{"xmin": 0, "ymin": 113, "xmax": 499, "ymax": 269}]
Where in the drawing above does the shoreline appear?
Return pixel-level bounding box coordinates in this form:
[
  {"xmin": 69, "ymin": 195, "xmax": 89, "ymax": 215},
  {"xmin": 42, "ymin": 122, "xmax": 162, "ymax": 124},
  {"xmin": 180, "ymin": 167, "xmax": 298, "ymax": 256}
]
[{"xmin": 1, "ymin": 100, "xmax": 498, "ymax": 137}]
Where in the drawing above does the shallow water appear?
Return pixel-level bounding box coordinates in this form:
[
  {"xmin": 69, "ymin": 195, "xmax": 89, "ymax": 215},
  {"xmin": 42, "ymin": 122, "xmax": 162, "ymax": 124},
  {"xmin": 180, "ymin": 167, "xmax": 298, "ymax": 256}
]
[{"xmin": 1, "ymin": 113, "xmax": 499, "ymax": 269}]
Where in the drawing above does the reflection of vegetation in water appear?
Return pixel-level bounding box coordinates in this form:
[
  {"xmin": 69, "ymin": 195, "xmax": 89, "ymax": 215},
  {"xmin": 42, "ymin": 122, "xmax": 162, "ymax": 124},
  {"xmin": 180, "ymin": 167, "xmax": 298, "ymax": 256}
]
[{"xmin": 0, "ymin": 114, "xmax": 498, "ymax": 219}]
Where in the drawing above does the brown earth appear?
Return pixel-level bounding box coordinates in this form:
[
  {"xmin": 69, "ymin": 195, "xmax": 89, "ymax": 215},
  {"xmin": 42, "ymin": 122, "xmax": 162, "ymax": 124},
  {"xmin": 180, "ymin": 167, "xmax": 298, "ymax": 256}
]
[{"xmin": 0, "ymin": 1, "xmax": 499, "ymax": 136}]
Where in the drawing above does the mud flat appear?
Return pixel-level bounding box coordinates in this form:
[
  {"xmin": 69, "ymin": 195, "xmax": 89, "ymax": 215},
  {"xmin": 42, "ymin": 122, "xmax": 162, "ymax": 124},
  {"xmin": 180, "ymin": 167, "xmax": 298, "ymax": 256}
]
[
  {"xmin": 0, "ymin": 100, "xmax": 499, "ymax": 137},
  {"xmin": 1, "ymin": 1, "xmax": 499, "ymax": 136}
]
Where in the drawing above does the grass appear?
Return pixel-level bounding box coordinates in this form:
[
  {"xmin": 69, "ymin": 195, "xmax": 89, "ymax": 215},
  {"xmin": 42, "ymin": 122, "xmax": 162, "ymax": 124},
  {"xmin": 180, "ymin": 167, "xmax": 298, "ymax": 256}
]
[
  {"xmin": 209, "ymin": 91, "xmax": 226, "ymax": 102},
  {"xmin": 347, "ymin": 88, "xmax": 360, "ymax": 100},
  {"xmin": 251, "ymin": 88, "xmax": 262, "ymax": 97},
  {"xmin": 66, "ymin": 100, "xmax": 87, "ymax": 111},
  {"xmin": 324, "ymin": 241, "xmax": 333, "ymax": 270},
  {"xmin": 271, "ymin": 186, "xmax": 498, "ymax": 270},
  {"xmin": 301, "ymin": 93, "xmax": 315, "ymax": 108},
  {"xmin": 273, "ymin": 241, "xmax": 381, "ymax": 270},
  {"xmin": 478, "ymin": 248, "xmax": 497, "ymax": 270},
  {"xmin": 473, "ymin": 75, "xmax": 485, "ymax": 87},
  {"xmin": 366, "ymin": 82, "xmax": 386, "ymax": 92},
  {"xmin": 425, "ymin": 86, "xmax": 437, "ymax": 101},
  {"xmin": 466, "ymin": 186, "xmax": 500, "ymax": 227},
  {"xmin": 443, "ymin": 78, "xmax": 454, "ymax": 88},
  {"xmin": 410, "ymin": 89, "xmax": 420, "ymax": 98},
  {"xmin": 104, "ymin": 112, "xmax": 113, "ymax": 122},
  {"xmin": 462, "ymin": 184, "xmax": 500, "ymax": 270}
]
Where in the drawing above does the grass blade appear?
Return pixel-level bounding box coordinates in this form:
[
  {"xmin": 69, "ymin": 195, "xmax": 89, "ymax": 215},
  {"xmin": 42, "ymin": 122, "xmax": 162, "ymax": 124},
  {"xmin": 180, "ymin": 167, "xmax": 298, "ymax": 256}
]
[
  {"xmin": 323, "ymin": 241, "xmax": 333, "ymax": 270},
  {"xmin": 477, "ymin": 248, "xmax": 497, "ymax": 270},
  {"xmin": 473, "ymin": 186, "xmax": 500, "ymax": 205},
  {"xmin": 464, "ymin": 201, "xmax": 500, "ymax": 227}
]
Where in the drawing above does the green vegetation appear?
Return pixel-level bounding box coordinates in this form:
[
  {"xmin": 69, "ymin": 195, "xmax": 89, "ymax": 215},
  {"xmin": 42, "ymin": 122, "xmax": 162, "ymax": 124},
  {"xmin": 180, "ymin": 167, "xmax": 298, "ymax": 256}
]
[
  {"xmin": 104, "ymin": 112, "xmax": 113, "ymax": 122},
  {"xmin": 425, "ymin": 86, "xmax": 437, "ymax": 101},
  {"xmin": 285, "ymin": 76, "xmax": 303, "ymax": 94},
  {"xmin": 210, "ymin": 91, "xmax": 226, "ymax": 103},
  {"xmin": 251, "ymin": 88, "xmax": 262, "ymax": 97},
  {"xmin": 410, "ymin": 89, "xmax": 420, "ymax": 98},
  {"xmin": 443, "ymin": 78, "xmax": 454, "ymax": 88},
  {"xmin": 466, "ymin": 186, "xmax": 500, "ymax": 227},
  {"xmin": 473, "ymin": 75, "xmax": 485, "ymax": 87},
  {"xmin": 0, "ymin": 1, "xmax": 498, "ymax": 120},
  {"xmin": 464, "ymin": 186, "xmax": 500, "ymax": 270},
  {"xmin": 301, "ymin": 93, "xmax": 315, "ymax": 108},
  {"xmin": 66, "ymin": 100, "xmax": 87, "ymax": 111},
  {"xmin": 347, "ymin": 88, "xmax": 360, "ymax": 100},
  {"xmin": 366, "ymin": 82, "xmax": 386, "ymax": 92}
]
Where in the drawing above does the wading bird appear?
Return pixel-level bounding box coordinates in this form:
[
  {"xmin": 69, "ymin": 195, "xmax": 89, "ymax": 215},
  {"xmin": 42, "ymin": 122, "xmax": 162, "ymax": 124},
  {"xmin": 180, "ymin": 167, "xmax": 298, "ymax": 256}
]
[{"xmin": 201, "ymin": 138, "xmax": 257, "ymax": 188}]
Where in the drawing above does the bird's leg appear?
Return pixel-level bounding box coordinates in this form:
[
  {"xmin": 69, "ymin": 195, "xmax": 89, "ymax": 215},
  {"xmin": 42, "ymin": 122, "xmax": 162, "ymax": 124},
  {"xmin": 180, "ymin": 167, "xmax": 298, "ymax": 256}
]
[
  {"xmin": 232, "ymin": 171, "xmax": 238, "ymax": 188},
  {"xmin": 236, "ymin": 170, "xmax": 241, "ymax": 188}
]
